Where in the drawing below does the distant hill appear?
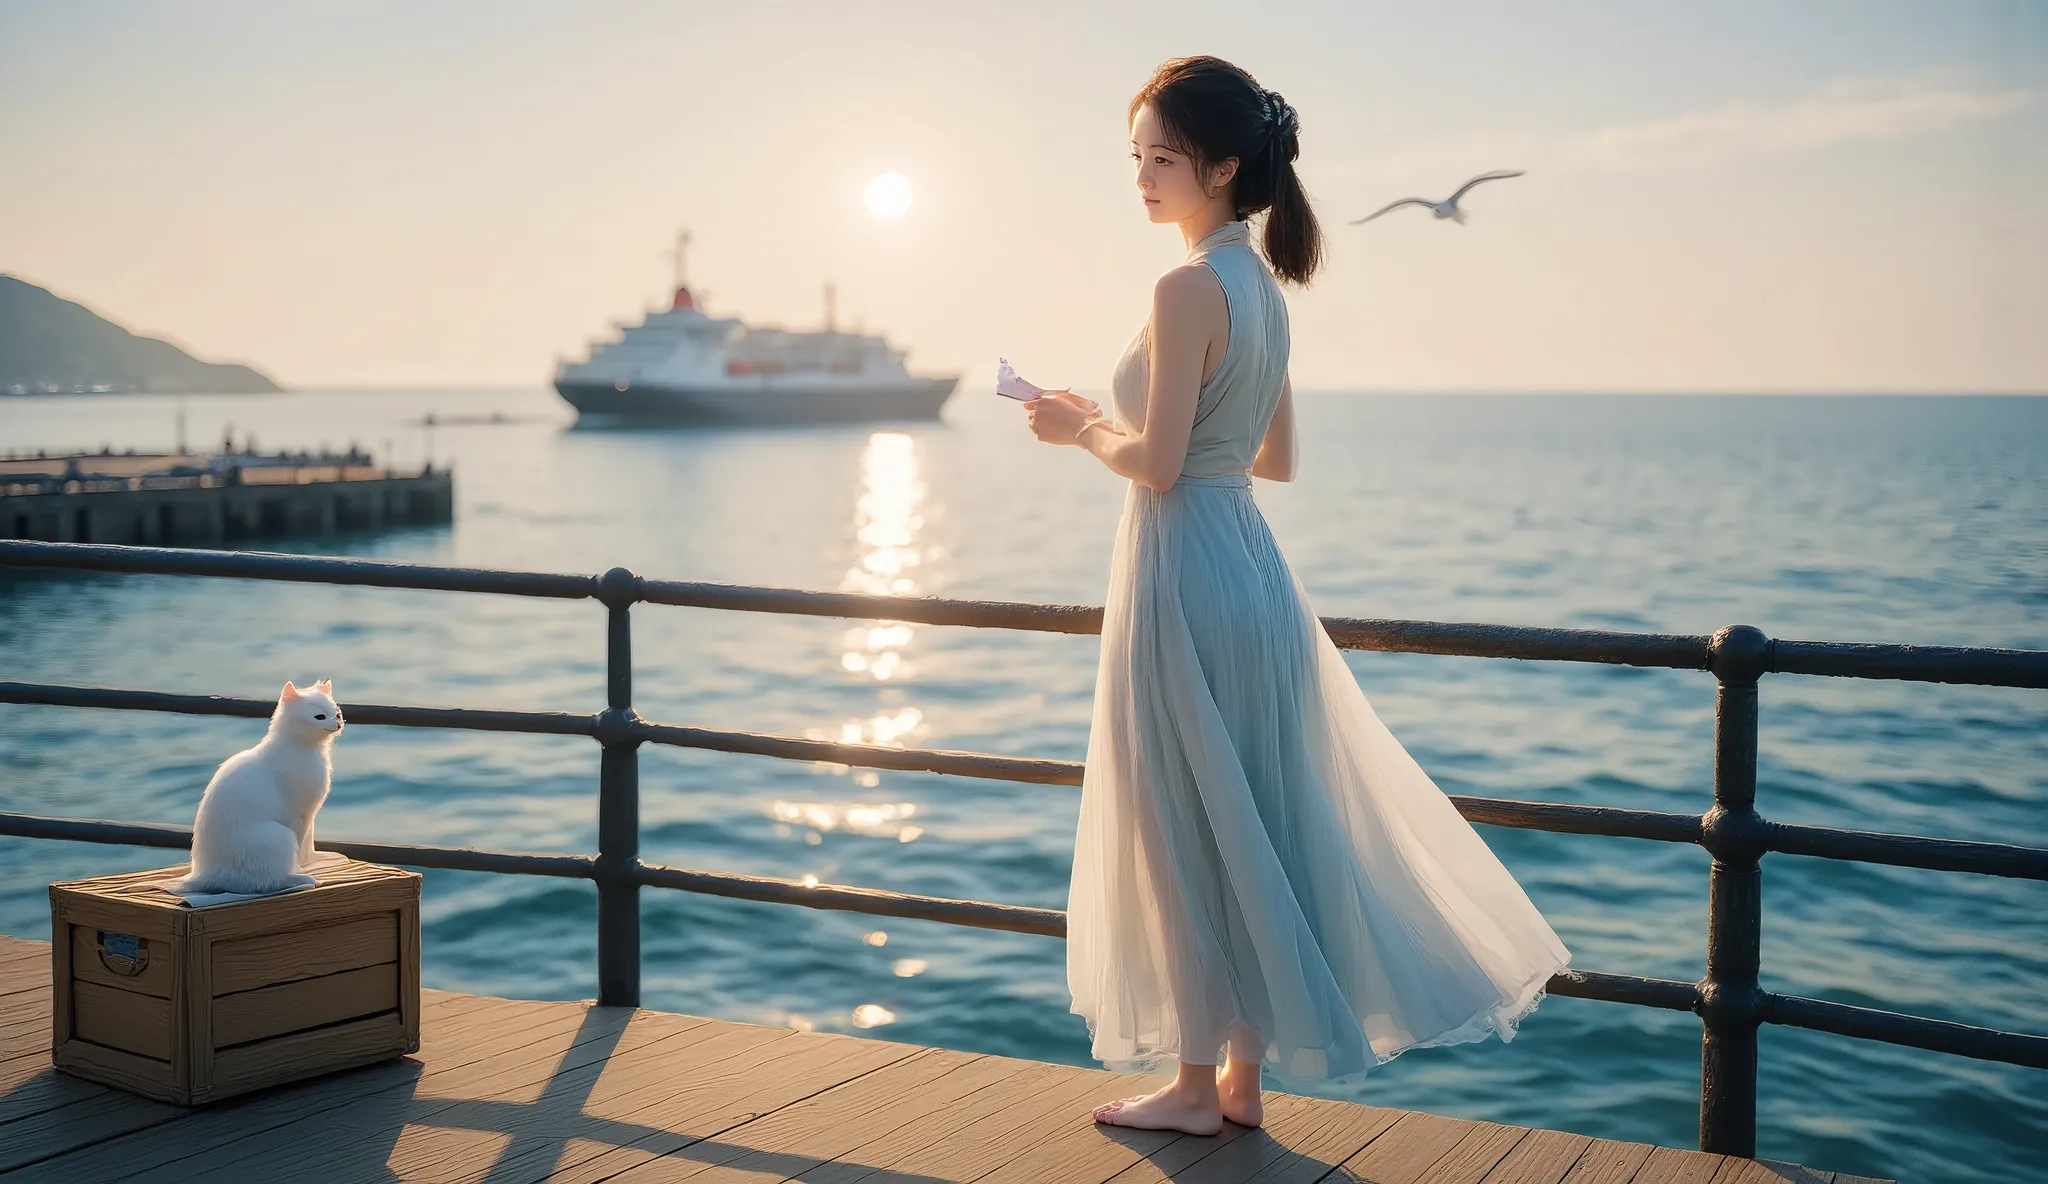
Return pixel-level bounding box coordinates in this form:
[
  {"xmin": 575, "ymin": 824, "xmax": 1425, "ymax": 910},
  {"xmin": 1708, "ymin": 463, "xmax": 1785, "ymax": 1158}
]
[{"xmin": 0, "ymin": 275, "xmax": 281, "ymax": 393}]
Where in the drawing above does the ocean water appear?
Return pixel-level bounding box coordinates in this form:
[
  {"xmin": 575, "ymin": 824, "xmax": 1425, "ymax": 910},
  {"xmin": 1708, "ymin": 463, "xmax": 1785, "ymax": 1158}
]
[{"xmin": 1, "ymin": 389, "xmax": 2042, "ymax": 1182}]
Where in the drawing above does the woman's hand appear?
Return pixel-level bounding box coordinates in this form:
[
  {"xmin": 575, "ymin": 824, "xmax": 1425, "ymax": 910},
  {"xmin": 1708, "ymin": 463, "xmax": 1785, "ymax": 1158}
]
[{"xmin": 1025, "ymin": 391, "xmax": 1101, "ymax": 446}]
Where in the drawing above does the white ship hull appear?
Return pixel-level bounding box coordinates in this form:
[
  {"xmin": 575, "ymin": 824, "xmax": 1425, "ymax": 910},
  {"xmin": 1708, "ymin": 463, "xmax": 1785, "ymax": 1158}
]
[{"xmin": 556, "ymin": 375, "xmax": 958, "ymax": 426}]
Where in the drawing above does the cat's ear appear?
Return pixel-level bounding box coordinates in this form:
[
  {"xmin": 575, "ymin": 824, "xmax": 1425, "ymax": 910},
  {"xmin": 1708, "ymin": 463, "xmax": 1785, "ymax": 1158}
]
[
  {"xmin": 314, "ymin": 678, "xmax": 333, "ymax": 692},
  {"xmin": 281, "ymin": 681, "xmax": 301, "ymax": 702}
]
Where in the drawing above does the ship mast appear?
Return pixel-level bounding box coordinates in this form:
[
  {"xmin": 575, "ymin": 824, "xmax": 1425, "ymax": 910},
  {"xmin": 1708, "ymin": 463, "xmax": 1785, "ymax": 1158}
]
[
  {"xmin": 662, "ymin": 228, "xmax": 696, "ymax": 312},
  {"xmin": 824, "ymin": 281, "xmax": 837, "ymax": 333},
  {"xmin": 667, "ymin": 229, "xmax": 692, "ymax": 290}
]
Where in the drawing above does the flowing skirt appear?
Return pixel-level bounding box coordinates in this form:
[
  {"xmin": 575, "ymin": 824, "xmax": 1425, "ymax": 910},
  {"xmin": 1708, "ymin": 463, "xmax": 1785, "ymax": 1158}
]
[{"xmin": 1067, "ymin": 473, "xmax": 1572, "ymax": 1081}]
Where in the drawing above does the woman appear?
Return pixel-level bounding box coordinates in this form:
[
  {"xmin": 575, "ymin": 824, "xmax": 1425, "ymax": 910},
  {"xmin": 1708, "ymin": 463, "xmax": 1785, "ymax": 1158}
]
[{"xmin": 1025, "ymin": 56, "xmax": 1572, "ymax": 1136}]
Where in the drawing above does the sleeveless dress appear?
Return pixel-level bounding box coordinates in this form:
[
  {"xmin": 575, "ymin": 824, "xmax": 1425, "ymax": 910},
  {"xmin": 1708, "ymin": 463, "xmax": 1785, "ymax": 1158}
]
[{"xmin": 1065, "ymin": 220, "xmax": 1572, "ymax": 1081}]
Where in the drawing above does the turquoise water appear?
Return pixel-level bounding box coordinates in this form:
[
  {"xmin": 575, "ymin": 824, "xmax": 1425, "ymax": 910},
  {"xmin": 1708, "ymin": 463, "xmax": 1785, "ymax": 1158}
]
[{"xmin": 2, "ymin": 389, "xmax": 2043, "ymax": 1182}]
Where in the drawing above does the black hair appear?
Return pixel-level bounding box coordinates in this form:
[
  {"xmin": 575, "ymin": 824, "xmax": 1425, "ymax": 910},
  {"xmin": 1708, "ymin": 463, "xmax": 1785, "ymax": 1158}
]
[{"xmin": 1129, "ymin": 55, "xmax": 1323, "ymax": 285}]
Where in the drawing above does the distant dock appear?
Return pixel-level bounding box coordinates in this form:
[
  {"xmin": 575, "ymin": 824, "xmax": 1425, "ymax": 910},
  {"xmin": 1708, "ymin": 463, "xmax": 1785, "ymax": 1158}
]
[{"xmin": 0, "ymin": 449, "xmax": 452, "ymax": 546}]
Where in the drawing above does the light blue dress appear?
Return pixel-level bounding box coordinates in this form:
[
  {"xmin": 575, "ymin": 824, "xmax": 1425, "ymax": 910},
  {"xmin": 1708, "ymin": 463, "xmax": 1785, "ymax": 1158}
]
[{"xmin": 1066, "ymin": 220, "xmax": 1572, "ymax": 1081}]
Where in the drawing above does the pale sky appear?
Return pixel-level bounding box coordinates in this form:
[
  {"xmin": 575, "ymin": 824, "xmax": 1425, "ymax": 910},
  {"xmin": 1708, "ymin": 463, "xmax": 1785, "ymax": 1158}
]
[{"xmin": 2, "ymin": 1, "xmax": 2043, "ymax": 392}]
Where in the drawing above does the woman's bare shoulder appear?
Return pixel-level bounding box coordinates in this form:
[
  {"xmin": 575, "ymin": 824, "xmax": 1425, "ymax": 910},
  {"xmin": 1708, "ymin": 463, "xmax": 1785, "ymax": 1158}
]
[{"xmin": 1151, "ymin": 263, "xmax": 1227, "ymax": 327}]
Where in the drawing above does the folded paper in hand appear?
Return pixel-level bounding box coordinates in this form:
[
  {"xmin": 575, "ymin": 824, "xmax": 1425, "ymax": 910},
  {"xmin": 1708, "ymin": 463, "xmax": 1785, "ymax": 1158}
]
[{"xmin": 995, "ymin": 358, "xmax": 1049, "ymax": 401}]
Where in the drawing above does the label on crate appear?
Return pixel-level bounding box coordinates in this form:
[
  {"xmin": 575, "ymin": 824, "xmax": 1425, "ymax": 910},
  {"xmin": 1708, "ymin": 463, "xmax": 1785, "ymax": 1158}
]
[{"xmin": 98, "ymin": 931, "xmax": 147, "ymax": 976}]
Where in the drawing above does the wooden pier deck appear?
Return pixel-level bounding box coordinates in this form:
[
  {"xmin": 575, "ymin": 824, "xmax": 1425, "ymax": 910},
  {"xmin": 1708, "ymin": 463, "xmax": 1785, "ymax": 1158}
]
[{"xmin": 0, "ymin": 937, "xmax": 1885, "ymax": 1183}]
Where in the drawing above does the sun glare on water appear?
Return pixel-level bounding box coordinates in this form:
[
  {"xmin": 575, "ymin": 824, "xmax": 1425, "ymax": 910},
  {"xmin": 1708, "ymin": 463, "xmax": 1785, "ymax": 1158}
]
[{"xmin": 864, "ymin": 172, "xmax": 913, "ymax": 219}]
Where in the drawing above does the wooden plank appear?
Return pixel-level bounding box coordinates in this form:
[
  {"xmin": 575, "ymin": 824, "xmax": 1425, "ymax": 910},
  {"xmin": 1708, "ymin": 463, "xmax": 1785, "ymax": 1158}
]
[
  {"xmin": 69, "ymin": 922, "xmax": 176, "ymax": 997},
  {"xmin": 397, "ymin": 889, "xmax": 421, "ymax": 1054},
  {"xmin": 73, "ymin": 978, "xmax": 174, "ymax": 1061},
  {"xmin": 820, "ymin": 1059, "xmax": 1133, "ymax": 1184},
  {"xmin": 0, "ymin": 1046, "xmax": 187, "ymax": 1172},
  {"xmin": 212, "ymin": 962, "xmax": 397, "ymax": 1048},
  {"xmin": 1417, "ymin": 1122, "xmax": 1535, "ymax": 1184},
  {"xmin": 1630, "ymin": 1144, "xmax": 1727, "ymax": 1184},
  {"xmin": 2, "ymin": 995, "xmax": 631, "ymax": 1184},
  {"xmin": 543, "ymin": 1045, "xmax": 985, "ymax": 1183},
  {"xmin": 462, "ymin": 1025, "xmax": 927, "ymax": 1184},
  {"xmin": 1095, "ymin": 1091, "xmax": 1313, "ymax": 1184},
  {"xmin": 1717, "ymin": 1160, "xmax": 1833, "ymax": 1183},
  {"xmin": 0, "ymin": 1052, "xmax": 110, "ymax": 1126},
  {"xmin": 133, "ymin": 1002, "xmax": 737, "ymax": 1183},
  {"xmin": 0, "ymin": 982, "xmax": 51, "ymax": 1027},
  {"xmin": 29, "ymin": 934, "xmax": 59, "ymax": 1062},
  {"xmin": 791, "ymin": 1057, "xmax": 1102, "ymax": 1184},
  {"xmin": 180, "ymin": 905, "xmax": 212, "ymax": 1105},
  {"xmin": 210, "ymin": 912, "xmax": 398, "ymax": 995},
  {"xmin": 1479, "ymin": 1128, "xmax": 1596, "ymax": 1184},
  {"xmin": 0, "ymin": 971, "xmax": 108, "ymax": 1127},
  {"xmin": 189, "ymin": 874, "xmax": 415, "ymax": 943},
  {"xmin": 0, "ymin": 940, "xmax": 51, "ymax": 996},
  {"xmin": 1559, "ymin": 1140, "xmax": 1656, "ymax": 1184},
  {"xmin": 964, "ymin": 1079, "xmax": 1192, "ymax": 1184},
  {"xmin": 976, "ymin": 1078, "xmax": 1377, "ymax": 1184},
  {"xmin": 52, "ymin": 889, "xmax": 181, "ymax": 942},
  {"xmin": 1332, "ymin": 1110, "xmax": 1487, "ymax": 1183},
  {"xmin": 1106, "ymin": 1092, "xmax": 1406, "ymax": 1184},
  {"xmin": 210, "ymin": 1010, "xmax": 409, "ymax": 1098},
  {"xmin": 0, "ymin": 934, "xmax": 51, "ymax": 961}
]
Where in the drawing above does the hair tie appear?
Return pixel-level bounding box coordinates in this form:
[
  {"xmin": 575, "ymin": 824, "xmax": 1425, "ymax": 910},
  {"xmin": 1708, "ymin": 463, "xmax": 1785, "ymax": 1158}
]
[{"xmin": 1260, "ymin": 89, "xmax": 1298, "ymax": 141}]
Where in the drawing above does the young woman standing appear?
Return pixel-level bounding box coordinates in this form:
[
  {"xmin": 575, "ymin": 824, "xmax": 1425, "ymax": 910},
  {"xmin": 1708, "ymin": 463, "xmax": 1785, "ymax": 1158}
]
[{"xmin": 1024, "ymin": 56, "xmax": 1572, "ymax": 1136}]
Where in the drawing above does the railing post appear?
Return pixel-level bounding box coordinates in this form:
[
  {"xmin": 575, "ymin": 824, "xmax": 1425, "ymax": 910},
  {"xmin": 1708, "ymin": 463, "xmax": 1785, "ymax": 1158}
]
[
  {"xmin": 594, "ymin": 566, "xmax": 645, "ymax": 1007},
  {"xmin": 1699, "ymin": 624, "xmax": 1772, "ymax": 1156}
]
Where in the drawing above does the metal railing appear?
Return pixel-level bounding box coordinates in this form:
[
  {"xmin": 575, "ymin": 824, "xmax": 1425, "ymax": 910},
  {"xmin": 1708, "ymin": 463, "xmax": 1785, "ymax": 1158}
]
[{"xmin": 1, "ymin": 538, "xmax": 2043, "ymax": 1159}]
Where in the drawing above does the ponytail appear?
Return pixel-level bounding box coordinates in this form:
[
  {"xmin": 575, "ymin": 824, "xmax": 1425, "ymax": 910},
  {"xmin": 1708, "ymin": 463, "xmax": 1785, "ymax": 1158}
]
[{"xmin": 1252, "ymin": 94, "xmax": 1322, "ymax": 285}]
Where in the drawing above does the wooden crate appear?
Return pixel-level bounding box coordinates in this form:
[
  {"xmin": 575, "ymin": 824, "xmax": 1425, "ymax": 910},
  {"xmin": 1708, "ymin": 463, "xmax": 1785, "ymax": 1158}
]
[{"xmin": 49, "ymin": 858, "xmax": 421, "ymax": 1105}]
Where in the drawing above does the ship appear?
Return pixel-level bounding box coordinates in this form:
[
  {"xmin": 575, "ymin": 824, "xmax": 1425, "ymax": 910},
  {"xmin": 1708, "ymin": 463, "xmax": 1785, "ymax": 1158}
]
[{"xmin": 553, "ymin": 231, "xmax": 959, "ymax": 426}]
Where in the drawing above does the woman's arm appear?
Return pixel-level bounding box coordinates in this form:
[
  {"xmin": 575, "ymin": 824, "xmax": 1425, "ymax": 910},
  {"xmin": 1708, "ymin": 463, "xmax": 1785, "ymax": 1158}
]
[
  {"xmin": 1250, "ymin": 373, "xmax": 1296, "ymax": 482},
  {"xmin": 1027, "ymin": 265, "xmax": 1225, "ymax": 492}
]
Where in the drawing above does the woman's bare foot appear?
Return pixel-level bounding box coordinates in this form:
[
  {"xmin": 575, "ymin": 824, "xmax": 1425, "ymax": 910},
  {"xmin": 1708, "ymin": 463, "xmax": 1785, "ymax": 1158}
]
[
  {"xmin": 1216, "ymin": 1056, "xmax": 1264, "ymax": 1128},
  {"xmin": 1091, "ymin": 1065, "xmax": 1224, "ymax": 1135}
]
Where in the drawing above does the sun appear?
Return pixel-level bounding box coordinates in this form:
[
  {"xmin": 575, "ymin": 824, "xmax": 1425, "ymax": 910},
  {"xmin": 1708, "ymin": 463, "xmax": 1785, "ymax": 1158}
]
[{"xmin": 864, "ymin": 172, "xmax": 913, "ymax": 220}]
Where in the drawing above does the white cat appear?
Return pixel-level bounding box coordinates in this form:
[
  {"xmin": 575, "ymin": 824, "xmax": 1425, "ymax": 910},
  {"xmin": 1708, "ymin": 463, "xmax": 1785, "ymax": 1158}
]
[{"xmin": 174, "ymin": 679, "xmax": 344, "ymax": 896}]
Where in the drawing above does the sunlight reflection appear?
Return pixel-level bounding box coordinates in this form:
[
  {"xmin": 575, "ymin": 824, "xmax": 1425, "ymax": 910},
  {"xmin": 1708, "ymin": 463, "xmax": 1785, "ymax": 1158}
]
[
  {"xmin": 852, "ymin": 1003, "xmax": 898, "ymax": 1028},
  {"xmin": 840, "ymin": 431, "xmax": 924, "ymax": 681},
  {"xmin": 768, "ymin": 799, "xmax": 922, "ymax": 841}
]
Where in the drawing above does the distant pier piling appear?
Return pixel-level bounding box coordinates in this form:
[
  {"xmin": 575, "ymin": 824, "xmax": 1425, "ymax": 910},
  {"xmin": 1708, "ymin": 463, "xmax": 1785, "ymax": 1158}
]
[{"xmin": 0, "ymin": 451, "xmax": 452, "ymax": 546}]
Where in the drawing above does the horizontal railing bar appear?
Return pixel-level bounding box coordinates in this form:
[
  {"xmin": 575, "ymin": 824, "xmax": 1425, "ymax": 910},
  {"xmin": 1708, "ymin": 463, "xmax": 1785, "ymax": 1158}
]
[
  {"xmin": 1766, "ymin": 820, "xmax": 2048, "ymax": 881},
  {"xmin": 0, "ymin": 540, "xmax": 594, "ymax": 599},
  {"xmin": 633, "ymin": 861, "xmax": 1067, "ymax": 937},
  {"xmin": 1771, "ymin": 639, "xmax": 2048, "ymax": 690},
  {"xmin": 639, "ymin": 577, "xmax": 1105, "ymax": 636},
  {"xmin": 0, "ymin": 811, "xmax": 598, "ymax": 878},
  {"xmin": 0, "ymin": 681, "xmax": 599, "ymax": 737},
  {"xmin": 1450, "ymin": 797, "xmax": 1703, "ymax": 844},
  {"xmin": 9, "ymin": 542, "xmax": 2047, "ymax": 684},
  {"xmin": 9, "ymin": 682, "xmax": 2046, "ymax": 878},
  {"xmin": 11, "ymin": 808, "xmax": 2046, "ymax": 1069},
  {"xmin": 1321, "ymin": 620, "xmax": 1709, "ymax": 670},
  {"xmin": 1546, "ymin": 969, "xmax": 1701, "ymax": 1011},
  {"xmin": 633, "ymin": 719, "xmax": 1083, "ymax": 785},
  {"xmin": 1766, "ymin": 992, "xmax": 2048, "ymax": 1070}
]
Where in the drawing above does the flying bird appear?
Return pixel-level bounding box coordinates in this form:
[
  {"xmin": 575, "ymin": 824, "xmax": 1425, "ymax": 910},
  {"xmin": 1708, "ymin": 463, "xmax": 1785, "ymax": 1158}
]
[{"xmin": 1352, "ymin": 170, "xmax": 1526, "ymax": 225}]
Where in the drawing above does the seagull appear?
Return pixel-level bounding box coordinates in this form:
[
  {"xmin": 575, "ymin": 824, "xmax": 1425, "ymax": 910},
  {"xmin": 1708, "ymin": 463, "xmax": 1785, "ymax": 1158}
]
[{"xmin": 1351, "ymin": 170, "xmax": 1525, "ymax": 225}]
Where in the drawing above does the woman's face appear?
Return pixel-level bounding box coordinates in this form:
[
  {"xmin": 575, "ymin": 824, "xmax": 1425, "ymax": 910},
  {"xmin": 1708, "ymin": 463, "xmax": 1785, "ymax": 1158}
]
[{"xmin": 1130, "ymin": 103, "xmax": 1236, "ymax": 225}]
